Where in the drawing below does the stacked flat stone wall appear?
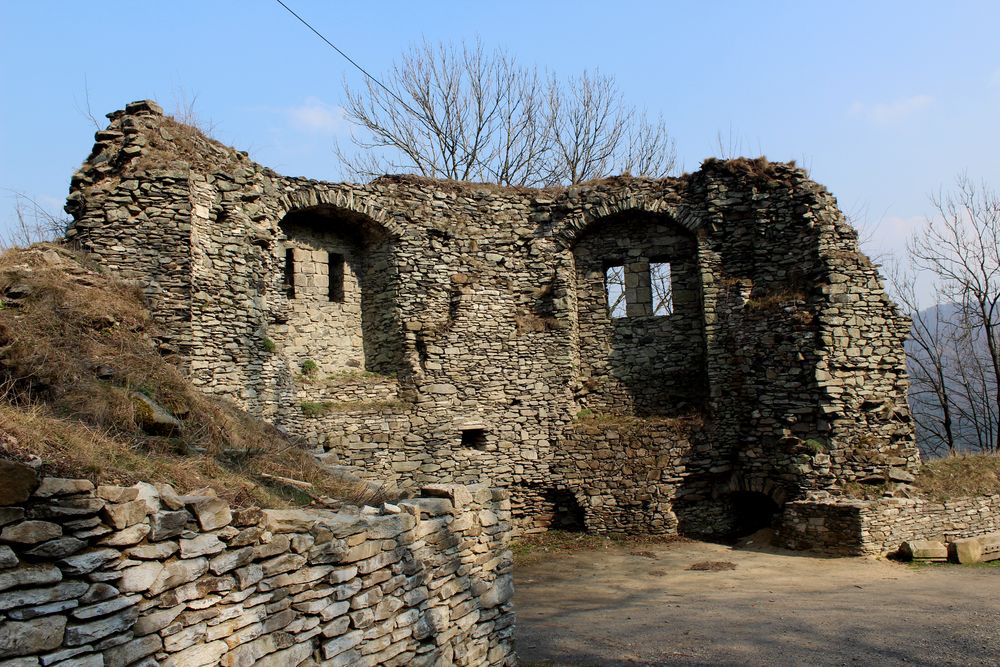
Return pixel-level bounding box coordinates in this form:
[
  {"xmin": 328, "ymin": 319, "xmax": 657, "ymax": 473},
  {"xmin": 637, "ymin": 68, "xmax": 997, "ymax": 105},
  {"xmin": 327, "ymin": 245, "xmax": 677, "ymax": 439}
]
[
  {"xmin": 0, "ymin": 472, "xmax": 514, "ymax": 666},
  {"xmin": 778, "ymin": 494, "xmax": 1000, "ymax": 556},
  {"xmin": 65, "ymin": 101, "xmax": 921, "ymax": 541}
]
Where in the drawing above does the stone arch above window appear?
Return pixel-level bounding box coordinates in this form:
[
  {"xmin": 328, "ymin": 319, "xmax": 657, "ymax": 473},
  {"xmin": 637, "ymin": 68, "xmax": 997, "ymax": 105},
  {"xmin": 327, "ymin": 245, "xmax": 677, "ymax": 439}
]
[
  {"xmin": 275, "ymin": 205, "xmax": 404, "ymax": 376},
  {"xmin": 571, "ymin": 209, "xmax": 706, "ymax": 416}
]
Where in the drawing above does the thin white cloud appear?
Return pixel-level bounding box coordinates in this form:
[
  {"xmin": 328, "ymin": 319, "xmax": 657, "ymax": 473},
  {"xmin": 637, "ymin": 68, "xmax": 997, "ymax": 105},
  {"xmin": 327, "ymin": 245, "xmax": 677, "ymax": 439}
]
[
  {"xmin": 286, "ymin": 98, "xmax": 348, "ymax": 135},
  {"xmin": 848, "ymin": 95, "xmax": 933, "ymax": 125},
  {"xmin": 990, "ymin": 67, "xmax": 1000, "ymax": 88}
]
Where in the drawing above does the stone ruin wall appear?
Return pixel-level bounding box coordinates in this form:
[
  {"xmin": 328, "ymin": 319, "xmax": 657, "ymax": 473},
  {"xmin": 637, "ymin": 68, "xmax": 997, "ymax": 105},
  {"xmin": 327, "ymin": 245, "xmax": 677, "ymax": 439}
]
[
  {"xmin": 0, "ymin": 464, "xmax": 514, "ymax": 666},
  {"xmin": 778, "ymin": 494, "xmax": 1000, "ymax": 556},
  {"xmin": 65, "ymin": 101, "xmax": 919, "ymax": 540}
]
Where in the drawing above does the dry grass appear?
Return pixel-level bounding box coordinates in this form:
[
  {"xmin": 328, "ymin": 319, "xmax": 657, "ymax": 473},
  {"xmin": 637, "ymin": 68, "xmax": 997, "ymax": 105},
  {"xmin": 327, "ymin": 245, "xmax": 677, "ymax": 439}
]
[
  {"xmin": 687, "ymin": 560, "xmax": 737, "ymax": 571},
  {"xmin": 914, "ymin": 453, "xmax": 1000, "ymax": 502},
  {"xmin": 744, "ymin": 288, "xmax": 809, "ymax": 312},
  {"xmin": 130, "ymin": 116, "xmax": 244, "ymax": 175},
  {"xmin": 511, "ymin": 529, "xmax": 685, "ymax": 566},
  {"xmin": 0, "ymin": 244, "xmax": 390, "ymax": 508}
]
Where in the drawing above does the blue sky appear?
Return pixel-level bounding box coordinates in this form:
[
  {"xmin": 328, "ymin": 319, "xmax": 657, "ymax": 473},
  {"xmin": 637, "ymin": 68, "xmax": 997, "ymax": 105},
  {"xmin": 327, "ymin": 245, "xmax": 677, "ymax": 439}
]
[{"xmin": 2, "ymin": 1, "xmax": 998, "ymax": 260}]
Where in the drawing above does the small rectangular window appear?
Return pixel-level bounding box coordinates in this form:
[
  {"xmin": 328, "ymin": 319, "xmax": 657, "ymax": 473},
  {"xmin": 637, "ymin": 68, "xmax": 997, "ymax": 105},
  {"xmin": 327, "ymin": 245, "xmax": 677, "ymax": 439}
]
[
  {"xmin": 604, "ymin": 265, "xmax": 627, "ymax": 319},
  {"xmin": 461, "ymin": 428, "xmax": 487, "ymax": 450},
  {"xmin": 650, "ymin": 261, "xmax": 673, "ymax": 316},
  {"xmin": 328, "ymin": 253, "xmax": 345, "ymax": 302},
  {"xmin": 284, "ymin": 248, "xmax": 296, "ymax": 299}
]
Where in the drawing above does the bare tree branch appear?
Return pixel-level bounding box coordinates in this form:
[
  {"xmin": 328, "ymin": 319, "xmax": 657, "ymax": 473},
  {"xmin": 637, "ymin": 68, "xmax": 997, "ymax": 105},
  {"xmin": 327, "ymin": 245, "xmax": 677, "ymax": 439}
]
[{"xmin": 339, "ymin": 40, "xmax": 676, "ymax": 185}]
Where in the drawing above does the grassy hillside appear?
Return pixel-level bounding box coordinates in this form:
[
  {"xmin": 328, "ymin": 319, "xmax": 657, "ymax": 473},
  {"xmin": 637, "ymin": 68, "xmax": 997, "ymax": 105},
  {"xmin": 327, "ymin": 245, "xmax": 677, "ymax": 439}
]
[{"xmin": 0, "ymin": 244, "xmax": 387, "ymax": 508}]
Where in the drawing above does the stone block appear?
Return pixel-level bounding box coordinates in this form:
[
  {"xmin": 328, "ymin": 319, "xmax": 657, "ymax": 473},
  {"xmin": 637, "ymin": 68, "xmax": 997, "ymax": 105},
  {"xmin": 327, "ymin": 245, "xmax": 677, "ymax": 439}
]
[
  {"xmin": 188, "ymin": 497, "xmax": 232, "ymax": 531},
  {"xmin": 0, "ymin": 520, "xmax": 61, "ymax": 545},
  {"xmin": 950, "ymin": 537, "xmax": 983, "ymax": 564},
  {"xmin": 149, "ymin": 509, "xmax": 191, "ymax": 541},
  {"xmin": 0, "ymin": 461, "xmax": 39, "ymax": 506},
  {"xmin": 147, "ymin": 557, "xmax": 208, "ymax": 595},
  {"xmin": 0, "ymin": 564, "xmax": 62, "ymax": 592},
  {"xmin": 899, "ymin": 540, "xmax": 948, "ymax": 562},
  {"xmin": 0, "ymin": 616, "xmax": 66, "ymax": 658},
  {"xmin": 102, "ymin": 500, "xmax": 149, "ymax": 529},
  {"xmin": 33, "ymin": 478, "xmax": 94, "ymax": 499}
]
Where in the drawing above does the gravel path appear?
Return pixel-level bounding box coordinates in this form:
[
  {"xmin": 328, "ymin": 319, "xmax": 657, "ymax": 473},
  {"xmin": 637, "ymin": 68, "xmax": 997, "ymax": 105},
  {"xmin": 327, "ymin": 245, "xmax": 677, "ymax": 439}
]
[{"xmin": 514, "ymin": 537, "xmax": 1000, "ymax": 666}]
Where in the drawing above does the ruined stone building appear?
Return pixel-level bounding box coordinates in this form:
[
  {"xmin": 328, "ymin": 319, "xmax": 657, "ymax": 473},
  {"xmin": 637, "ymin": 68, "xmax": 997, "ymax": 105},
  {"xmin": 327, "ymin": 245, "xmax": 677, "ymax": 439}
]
[{"xmin": 66, "ymin": 101, "xmax": 920, "ymax": 539}]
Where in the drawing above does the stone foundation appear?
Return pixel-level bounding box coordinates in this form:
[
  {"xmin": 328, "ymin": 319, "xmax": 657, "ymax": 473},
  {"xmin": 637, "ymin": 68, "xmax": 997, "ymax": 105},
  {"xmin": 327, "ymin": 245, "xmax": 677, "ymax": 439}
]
[
  {"xmin": 777, "ymin": 494, "xmax": 1000, "ymax": 556},
  {"xmin": 0, "ymin": 473, "xmax": 514, "ymax": 666}
]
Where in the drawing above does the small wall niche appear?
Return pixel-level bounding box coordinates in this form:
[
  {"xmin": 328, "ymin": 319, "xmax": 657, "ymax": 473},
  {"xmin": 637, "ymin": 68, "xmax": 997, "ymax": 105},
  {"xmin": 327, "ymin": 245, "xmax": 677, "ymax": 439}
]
[
  {"xmin": 461, "ymin": 428, "xmax": 488, "ymax": 450},
  {"xmin": 283, "ymin": 248, "xmax": 296, "ymax": 298},
  {"xmin": 328, "ymin": 253, "xmax": 345, "ymax": 302}
]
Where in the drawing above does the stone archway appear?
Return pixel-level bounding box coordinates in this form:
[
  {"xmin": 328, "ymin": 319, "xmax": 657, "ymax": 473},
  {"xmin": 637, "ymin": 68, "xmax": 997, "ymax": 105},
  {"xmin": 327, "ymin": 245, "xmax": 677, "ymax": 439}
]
[{"xmin": 275, "ymin": 203, "xmax": 405, "ymax": 377}]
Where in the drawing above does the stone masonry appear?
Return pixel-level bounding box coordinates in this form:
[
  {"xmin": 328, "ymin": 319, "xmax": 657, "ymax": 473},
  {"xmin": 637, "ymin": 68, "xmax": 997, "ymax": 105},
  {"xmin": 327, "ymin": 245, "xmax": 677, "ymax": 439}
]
[
  {"xmin": 0, "ymin": 465, "xmax": 514, "ymax": 666},
  {"xmin": 65, "ymin": 100, "xmax": 920, "ymax": 541}
]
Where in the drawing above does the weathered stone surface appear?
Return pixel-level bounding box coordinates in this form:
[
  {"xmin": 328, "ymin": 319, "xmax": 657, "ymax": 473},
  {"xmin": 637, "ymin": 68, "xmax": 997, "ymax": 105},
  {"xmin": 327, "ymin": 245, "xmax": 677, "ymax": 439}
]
[
  {"xmin": 263, "ymin": 509, "xmax": 320, "ymax": 534},
  {"xmin": 96, "ymin": 485, "xmax": 140, "ymax": 504},
  {"xmin": 58, "ymin": 548, "xmax": 118, "ymax": 575},
  {"xmin": 0, "ymin": 507, "xmax": 25, "ymax": 527},
  {"xmin": 132, "ymin": 603, "xmax": 184, "ymax": 636},
  {"xmin": 0, "ymin": 461, "xmax": 38, "ymax": 506},
  {"xmin": 102, "ymin": 499, "xmax": 149, "ymax": 529},
  {"xmin": 0, "ymin": 520, "xmax": 62, "ymax": 544},
  {"xmin": 0, "ymin": 564, "xmax": 62, "ymax": 592},
  {"xmin": 63, "ymin": 606, "xmax": 139, "ymax": 646},
  {"xmin": 99, "ymin": 523, "xmax": 150, "ymax": 546},
  {"xmin": 147, "ymin": 557, "xmax": 208, "ymax": 595},
  {"xmin": 81, "ymin": 582, "xmax": 118, "ymax": 604},
  {"xmin": 899, "ymin": 539, "xmax": 948, "ymax": 562},
  {"xmin": 24, "ymin": 537, "xmax": 85, "ymax": 558},
  {"xmin": 130, "ymin": 391, "xmax": 182, "ymax": 436},
  {"xmin": 149, "ymin": 509, "xmax": 191, "ymax": 541},
  {"xmin": 0, "ymin": 579, "xmax": 88, "ymax": 610},
  {"xmin": 102, "ymin": 633, "xmax": 162, "ymax": 667},
  {"xmin": 0, "ymin": 545, "xmax": 18, "ymax": 568},
  {"xmin": 208, "ymin": 546, "xmax": 254, "ymax": 575},
  {"xmin": 118, "ymin": 561, "xmax": 164, "ymax": 593},
  {"xmin": 481, "ymin": 573, "xmax": 514, "ymax": 608},
  {"xmin": 0, "ymin": 616, "xmax": 66, "ymax": 657},
  {"xmin": 127, "ymin": 540, "xmax": 177, "ymax": 560},
  {"xmin": 161, "ymin": 639, "xmax": 228, "ymax": 667},
  {"xmin": 179, "ymin": 533, "xmax": 225, "ymax": 558},
  {"xmin": 951, "ymin": 536, "xmax": 984, "ymax": 564},
  {"xmin": 189, "ymin": 497, "xmax": 232, "ymax": 531},
  {"xmin": 71, "ymin": 593, "xmax": 140, "ymax": 620},
  {"xmin": 33, "ymin": 478, "xmax": 94, "ymax": 498}
]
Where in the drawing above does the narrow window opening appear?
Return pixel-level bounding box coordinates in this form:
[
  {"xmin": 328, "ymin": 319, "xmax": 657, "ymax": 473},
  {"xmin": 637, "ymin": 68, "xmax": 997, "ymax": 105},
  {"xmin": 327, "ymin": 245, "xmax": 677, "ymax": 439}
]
[
  {"xmin": 283, "ymin": 248, "xmax": 296, "ymax": 299},
  {"xmin": 461, "ymin": 428, "xmax": 487, "ymax": 450},
  {"xmin": 328, "ymin": 253, "xmax": 345, "ymax": 302},
  {"xmin": 650, "ymin": 261, "xmax": 673, "ymax": 316},
  {"xmin": 604, "ymin": 264, "xmax": 627, "ymax": 319}
]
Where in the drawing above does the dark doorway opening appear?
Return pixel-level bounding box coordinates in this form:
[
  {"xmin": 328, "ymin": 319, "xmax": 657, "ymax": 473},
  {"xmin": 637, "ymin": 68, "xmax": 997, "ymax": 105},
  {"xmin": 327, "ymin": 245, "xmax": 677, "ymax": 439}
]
[
  {"xmin": 543, "ymin": 490, "xmax": 586, "ymax": 532},
  {"xmin": 729, "ymin": 491, "xmax": 780, "ymax": 537}
]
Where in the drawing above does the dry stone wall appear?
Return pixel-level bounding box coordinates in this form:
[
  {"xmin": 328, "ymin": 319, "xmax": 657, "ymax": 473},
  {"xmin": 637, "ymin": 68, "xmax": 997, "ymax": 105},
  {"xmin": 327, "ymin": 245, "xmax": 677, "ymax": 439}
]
[
  {"xmin": 778, "ymin": 494, "xmax": 1000, "ymax": 556},
  {"xmin": 0, "ymin": 465, "xmax": 514, "ymax": 666},
  {"xmin": 65, "ymin": 101, "xmax": 920, "ymax": 542}
]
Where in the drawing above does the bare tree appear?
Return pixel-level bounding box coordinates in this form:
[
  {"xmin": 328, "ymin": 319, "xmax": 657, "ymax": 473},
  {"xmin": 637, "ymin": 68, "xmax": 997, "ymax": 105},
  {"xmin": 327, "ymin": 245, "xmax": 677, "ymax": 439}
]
[
  {"xmin": 1, "ymin": 193, "xmax": 69, "ymax": 250},
  {"xmin": 903, "ymin": 176, "xmax": 1000, "ymax": 454},
  {"xmin": 339, "ymin": 39, "xmax": 676, "ymax": 185},
  {"xmin": 887, "ymin": 260, "xmax": 957, "ymax": 455}
]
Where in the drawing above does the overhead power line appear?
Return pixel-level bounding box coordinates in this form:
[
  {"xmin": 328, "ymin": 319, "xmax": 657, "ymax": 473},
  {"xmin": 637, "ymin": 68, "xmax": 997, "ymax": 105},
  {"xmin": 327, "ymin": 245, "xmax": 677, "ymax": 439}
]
[{"xmin": 272, "ymin": 0, "xmax": 420, "ymax": 118}]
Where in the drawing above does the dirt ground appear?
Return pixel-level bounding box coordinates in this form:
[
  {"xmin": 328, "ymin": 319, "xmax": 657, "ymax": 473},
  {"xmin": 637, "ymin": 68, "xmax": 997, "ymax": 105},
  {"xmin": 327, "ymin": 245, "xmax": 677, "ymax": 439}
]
[{"xmin": 513, "ymin": 534, "xmax": 1000, "ymax": 667}]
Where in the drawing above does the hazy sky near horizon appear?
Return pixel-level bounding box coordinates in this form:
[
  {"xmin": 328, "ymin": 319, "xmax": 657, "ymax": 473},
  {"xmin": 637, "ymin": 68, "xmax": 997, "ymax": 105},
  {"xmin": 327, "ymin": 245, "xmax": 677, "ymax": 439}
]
[{"xmin": 2, "ymin": 1, "xmax": 998, "ymax": 262}]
